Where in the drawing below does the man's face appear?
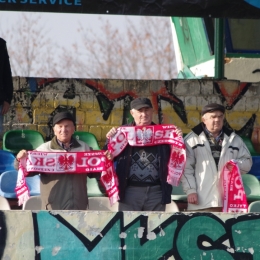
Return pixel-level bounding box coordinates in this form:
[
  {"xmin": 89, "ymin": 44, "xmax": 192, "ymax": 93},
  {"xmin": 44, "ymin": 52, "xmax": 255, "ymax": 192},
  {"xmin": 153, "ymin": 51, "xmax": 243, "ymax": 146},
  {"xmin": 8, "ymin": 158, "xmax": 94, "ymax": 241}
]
[
  {"xmin": 53, "ymin": 119, "xmax": 75, "ymax": 143},
  {"xmin": 130, "ymin": 107, "xmax": 153, "ymax": 126},
  {"xmin": 202, "ymin": 111, "xmax": 224, "ymax": 135}
]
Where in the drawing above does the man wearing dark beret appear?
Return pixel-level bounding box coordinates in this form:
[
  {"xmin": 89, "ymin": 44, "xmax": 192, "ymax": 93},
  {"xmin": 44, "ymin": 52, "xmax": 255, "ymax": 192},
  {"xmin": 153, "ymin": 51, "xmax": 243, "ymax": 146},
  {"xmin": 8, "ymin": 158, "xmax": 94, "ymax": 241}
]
[
  {"xmin": 104, "ymin": 97, "xmax": 183, "ymax": 211},
  {"xmin": 15, "ymin": 111, "xmax": 92, "ymax": 210},
  {"xmin": 181, "ymin": 103, "xmax": 252, "ymax": 212}
]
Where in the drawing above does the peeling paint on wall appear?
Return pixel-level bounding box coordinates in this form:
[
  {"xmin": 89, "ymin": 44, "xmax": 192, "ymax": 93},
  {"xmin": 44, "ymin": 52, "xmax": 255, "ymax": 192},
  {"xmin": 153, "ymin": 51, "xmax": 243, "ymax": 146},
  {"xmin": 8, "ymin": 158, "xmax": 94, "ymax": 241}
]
[{"xmin": 1, "ymin": 211, "xmax": 260, "ymax": 259}]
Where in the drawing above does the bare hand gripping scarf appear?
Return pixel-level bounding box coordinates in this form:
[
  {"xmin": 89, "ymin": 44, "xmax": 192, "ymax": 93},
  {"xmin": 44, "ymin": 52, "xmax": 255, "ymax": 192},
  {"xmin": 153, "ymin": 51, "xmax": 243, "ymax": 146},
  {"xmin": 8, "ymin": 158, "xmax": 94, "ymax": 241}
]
[
  {"xmin": 221, "ymin": 160, "xmax": 248, "ymax": 213},
  {"xmin": 106, "ymin": 125, "xmax": 186, "ymax": 186},
  {"xmin": 16, "ymin": 150, "xmax": 119, "ymax": 206},
  {"xmin": 16, "ymin": 125, "xmax": 186, "ymax": 206}
]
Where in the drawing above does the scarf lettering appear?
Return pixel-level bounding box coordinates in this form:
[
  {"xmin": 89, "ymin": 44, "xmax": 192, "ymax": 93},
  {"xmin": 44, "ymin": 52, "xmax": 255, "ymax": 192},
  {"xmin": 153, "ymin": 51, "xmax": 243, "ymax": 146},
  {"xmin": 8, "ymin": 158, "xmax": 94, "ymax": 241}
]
[
  {"xmin": 16, "ymin": 151, "xmax": 119, "ymax": 206},
  {"xmin": 222, "ymin": 160, "xmax": 248, "ymax": 213},
  {"xmin": 107, "ymin": 125, "xmax": 186, "ymax": 186}
]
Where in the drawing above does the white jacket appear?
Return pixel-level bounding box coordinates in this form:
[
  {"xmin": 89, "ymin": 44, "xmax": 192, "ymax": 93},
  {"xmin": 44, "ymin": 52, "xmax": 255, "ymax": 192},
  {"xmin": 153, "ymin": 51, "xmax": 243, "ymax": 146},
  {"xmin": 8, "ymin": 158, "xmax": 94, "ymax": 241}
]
[{"xmin": 181, "ymin": 124, "xmax": 252, "ymax": 210}]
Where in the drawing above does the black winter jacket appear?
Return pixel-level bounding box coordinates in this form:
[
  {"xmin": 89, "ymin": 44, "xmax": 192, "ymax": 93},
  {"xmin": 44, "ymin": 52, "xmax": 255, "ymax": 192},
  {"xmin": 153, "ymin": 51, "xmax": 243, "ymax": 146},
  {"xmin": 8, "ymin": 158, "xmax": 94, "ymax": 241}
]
[
  {"xmin": 0, "ymin": 38, "xmax": 13, "ymax": 106},
  {"xmin": 104, "ymin": 122, "xmax": 173, "ymax": 204}
]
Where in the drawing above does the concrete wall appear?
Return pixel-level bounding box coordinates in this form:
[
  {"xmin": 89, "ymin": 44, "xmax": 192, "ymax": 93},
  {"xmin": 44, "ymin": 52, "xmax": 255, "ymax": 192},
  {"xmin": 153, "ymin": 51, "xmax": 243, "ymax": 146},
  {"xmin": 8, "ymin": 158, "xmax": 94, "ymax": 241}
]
[
  {"xmin": 0, "ymin": 210, "xmax": 259, "ymax": 259},
  {"xmin": 2, "ymin": 77, "xmax": 260, "ymax": 151},
  {"xmin": 225, "ymin": 58, "xmax": 260, "ymax": 83},
  {"xmin": 1, "ymin": 78, "xmax": 260, "ymax": 259}
]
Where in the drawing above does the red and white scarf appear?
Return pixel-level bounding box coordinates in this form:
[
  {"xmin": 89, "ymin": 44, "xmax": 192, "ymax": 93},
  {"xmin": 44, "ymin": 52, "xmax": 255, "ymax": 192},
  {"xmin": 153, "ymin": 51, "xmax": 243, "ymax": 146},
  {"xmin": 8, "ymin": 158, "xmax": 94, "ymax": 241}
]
[
  {"xmin": 16, "ymin": 125, "xmax": 186, "ymax": 206},
  {"xmin": 107, "ymin": 125, "xmax": 186, "ymax": 186},
  {"xmin": 15, "ymin": 159, "xmax": 30, "ymax": 206},
  {"xmin": 222, "ymin": 160, "xmax": 248, "ymax": 213},
  {"xmin": 16, "ymin": 151, "xmax": 119, "ymax": 206}
]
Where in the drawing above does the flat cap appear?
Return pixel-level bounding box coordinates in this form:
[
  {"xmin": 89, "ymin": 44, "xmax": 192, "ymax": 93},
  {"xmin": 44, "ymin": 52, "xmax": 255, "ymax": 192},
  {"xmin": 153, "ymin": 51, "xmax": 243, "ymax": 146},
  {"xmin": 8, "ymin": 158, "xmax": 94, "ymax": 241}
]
[
  {"xmin": 53, "ymin": 111, "xmax": 76, "ymax": 126},
  {"xmin": 130, "ymin": 98, "xmax": 153, "ymax": 110},
  {"xmin": 201, "ymin": 103, "xmax": 225, "ymax": 116}
]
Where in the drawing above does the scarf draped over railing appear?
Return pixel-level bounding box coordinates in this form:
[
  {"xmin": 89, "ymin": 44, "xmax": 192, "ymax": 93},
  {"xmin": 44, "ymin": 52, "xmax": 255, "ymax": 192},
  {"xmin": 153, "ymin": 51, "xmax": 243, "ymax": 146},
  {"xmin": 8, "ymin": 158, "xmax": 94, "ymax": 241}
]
[
  {"xmin": 107, "ymin": 124, "xmax": 186, "ymax": 186},
  {"xmin": 16, "ymin": 150, "xmax": 119, "ymax": 206},
  {"xmin": 221, "ymin": 160, "xmax": 248, "ymax": 213}
]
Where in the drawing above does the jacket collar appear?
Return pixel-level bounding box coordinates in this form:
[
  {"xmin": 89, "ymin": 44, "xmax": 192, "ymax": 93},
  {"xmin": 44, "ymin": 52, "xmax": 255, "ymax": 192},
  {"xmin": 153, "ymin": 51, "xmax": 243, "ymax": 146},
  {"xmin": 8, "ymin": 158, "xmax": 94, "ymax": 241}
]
[
  {"xmin": 50, "ymin": 136, "xmax": 82, "ymax": 150},
  {"xmin": 130, "ymin": 121, "xmax": 156, "ymax": 126},
  {"xmin": 192, "ymin": 123, "xmax": 233, "ymax": 137}
]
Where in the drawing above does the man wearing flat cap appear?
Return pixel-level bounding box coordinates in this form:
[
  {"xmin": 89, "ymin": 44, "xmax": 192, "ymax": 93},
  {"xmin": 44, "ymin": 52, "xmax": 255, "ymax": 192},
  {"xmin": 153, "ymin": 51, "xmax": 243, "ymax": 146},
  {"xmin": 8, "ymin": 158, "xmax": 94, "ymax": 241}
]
[
  {"xmin": 15, "ymin": 111, "xmax": 92, "ymax": 210},
  {"xmin": 104, "ymin": 97, "xmax": 183, "ymax": 211},
  {"xmin": 181, "ymin": 103, "xmax": 252, "ymax": 212}
]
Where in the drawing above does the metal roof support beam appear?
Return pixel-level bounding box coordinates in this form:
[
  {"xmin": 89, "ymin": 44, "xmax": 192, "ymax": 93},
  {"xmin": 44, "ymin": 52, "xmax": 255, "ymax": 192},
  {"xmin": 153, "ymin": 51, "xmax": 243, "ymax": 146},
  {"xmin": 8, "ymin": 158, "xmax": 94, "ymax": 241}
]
[{"xmin": 214, "ymin": 18, "xmax": 225, "ymax": 79}]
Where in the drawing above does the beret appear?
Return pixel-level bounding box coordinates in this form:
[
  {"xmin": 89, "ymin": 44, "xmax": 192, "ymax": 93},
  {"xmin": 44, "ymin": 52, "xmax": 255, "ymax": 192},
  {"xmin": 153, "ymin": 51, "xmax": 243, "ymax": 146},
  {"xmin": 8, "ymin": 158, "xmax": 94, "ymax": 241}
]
[
  {"xmin": 201, "ymin": 103, "xmax": 225, "ymax": 116},
  {"xmin": 53, "ymin": 111, "xmax": 76, "ymax": 125},
  {"xmin": 130, "ymin": 98, "xmax": 153, "ymax": 110}
]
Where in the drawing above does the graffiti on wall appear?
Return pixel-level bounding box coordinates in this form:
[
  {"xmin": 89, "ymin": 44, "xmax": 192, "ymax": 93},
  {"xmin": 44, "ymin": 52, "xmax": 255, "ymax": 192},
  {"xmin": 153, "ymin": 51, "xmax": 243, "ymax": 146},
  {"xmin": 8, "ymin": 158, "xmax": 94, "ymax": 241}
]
[
  {"xmin": 7, "ymin": 78, "xmax": 260, "ymax": 147},
  {"xmin": 1, "ymin": 210, "xmax": 260, "ymax": 259}
]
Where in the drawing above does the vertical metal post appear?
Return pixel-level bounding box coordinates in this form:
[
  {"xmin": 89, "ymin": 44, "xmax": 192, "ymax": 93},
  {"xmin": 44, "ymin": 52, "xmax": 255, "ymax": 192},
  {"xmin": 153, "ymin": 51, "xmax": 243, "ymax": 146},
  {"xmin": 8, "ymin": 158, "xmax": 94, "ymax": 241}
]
[{"xmin": 214, "ymin": 18, "xmax": 225, "ymax": 79}]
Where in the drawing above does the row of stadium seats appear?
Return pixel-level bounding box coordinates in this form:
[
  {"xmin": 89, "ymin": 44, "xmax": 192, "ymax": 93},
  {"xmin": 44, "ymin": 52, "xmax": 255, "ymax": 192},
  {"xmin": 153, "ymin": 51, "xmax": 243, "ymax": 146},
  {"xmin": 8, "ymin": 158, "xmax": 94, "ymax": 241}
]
[
  {"xmin": 0, "ymin": 130, "xmax": 102, "ymax": 209},
  {"xmin": 2, "ymin": 129, "xmax": 100, "ymax": 155},
  {"xmin": 1, "ymin": 130, "xmax": 260, "ymax": 212}
]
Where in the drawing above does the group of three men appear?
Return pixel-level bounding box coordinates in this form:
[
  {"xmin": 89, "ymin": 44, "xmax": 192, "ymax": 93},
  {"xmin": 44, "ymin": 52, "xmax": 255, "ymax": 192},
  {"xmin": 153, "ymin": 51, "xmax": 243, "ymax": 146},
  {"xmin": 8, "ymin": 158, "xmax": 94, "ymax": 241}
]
[
  {"xmin": 1, "ymin": 37, "xmax": 252, "ymax": 211},
  {"xmin": 15, "ymin": 97, "xmax": 252, "ymax": 212}
]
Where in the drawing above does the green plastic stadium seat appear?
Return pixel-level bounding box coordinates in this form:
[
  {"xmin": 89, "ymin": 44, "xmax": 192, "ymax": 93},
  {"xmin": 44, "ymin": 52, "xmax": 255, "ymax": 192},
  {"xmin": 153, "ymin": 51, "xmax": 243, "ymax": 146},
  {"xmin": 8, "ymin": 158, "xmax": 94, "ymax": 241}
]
[
  {"xmin": 72, "ymin": 132, "xmax": 103, "ymax": 197},
  {"xmin": 87, "ymin": 177, "xmax": 106, "ymax": 197},
  {"xmin": 171, "ymin": 182, "xmax": 187, "ymax": 201},
  {"xmin": 73, "ymin": 131, "xmax": 100, "ymax": 150},
  {"xmin": 248, "ymin": 201, "xmax": 260, "ymax": 212},
  {"xmin": 3, "ymin": 130, "xmax": 44, "ymax": 155},
  {"xmin": 242, "ymin": 174, "xmax": 260, "ymax": 202},
  {"xmin": 241, "ymin": 136, "xmax": 259, "ymax": 156}
]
